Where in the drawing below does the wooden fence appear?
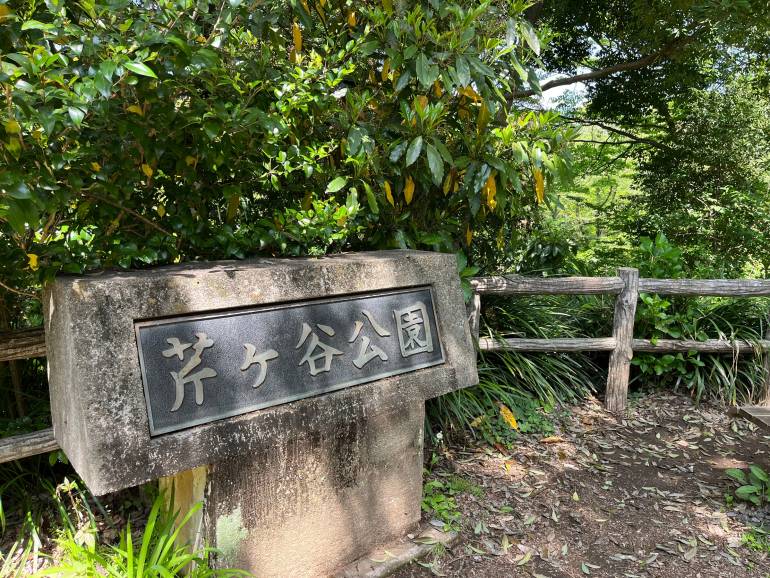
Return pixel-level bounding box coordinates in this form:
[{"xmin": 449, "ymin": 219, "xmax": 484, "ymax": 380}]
[
  {"xmin": 470, "ymin": 268, "xmax": 770, "ymax": 413},
  {"xmin": 2, "ymin": 268, "xmax": 769, "ymax": 465}
]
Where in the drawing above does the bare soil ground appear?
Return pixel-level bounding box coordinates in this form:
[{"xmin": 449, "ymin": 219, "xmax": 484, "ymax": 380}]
[{"xmin": 394, "ymin": 391, "xmax": 770, "ymax": 578}]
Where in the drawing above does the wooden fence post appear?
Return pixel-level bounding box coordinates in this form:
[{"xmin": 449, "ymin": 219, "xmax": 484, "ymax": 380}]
[{"xmin": 605, "ymin": 267, "xmax": 639, "ymax": 414}]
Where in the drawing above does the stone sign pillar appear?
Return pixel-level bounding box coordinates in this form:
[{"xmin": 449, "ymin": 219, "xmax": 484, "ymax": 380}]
[{"xmin": 44, "ymin": 251, "xmax": 477, "ymax": 576}]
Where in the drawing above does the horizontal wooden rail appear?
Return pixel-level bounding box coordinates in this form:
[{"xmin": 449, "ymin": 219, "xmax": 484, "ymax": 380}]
[
  {"xmin": 632, "ymin": 339, "xmax": 770, "ymax": 353},
  {"xmin": 1, "ymin": 270, "xmax": 769, "ymax": 462},
  {"xmin": 479, "ymin": 337, "xmax": 617, "ymax": 352},
  {"xmin": 0, "ymin": 327, "xmax": 46, "ymax": 362},
  {"xmin": 471, "ymin": 276, "xmax": 624, "ymax": 295},
  {"xmin": 0, "ymin": 428, "xmax": 58, "ymax": 464},
  {"xmin": 639, "ymin": 278, "xmax": 770, "ymax": 297}
]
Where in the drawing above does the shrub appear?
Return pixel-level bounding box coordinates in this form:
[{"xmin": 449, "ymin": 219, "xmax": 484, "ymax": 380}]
[{"xmin": 0, "ymin": 0, "xmax": 570, "ymax": 295}]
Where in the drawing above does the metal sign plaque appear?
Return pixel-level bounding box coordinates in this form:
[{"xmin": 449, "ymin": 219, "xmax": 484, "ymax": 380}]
[{"xmin": 135, "ymin": 286, "xmax": 444, "ymax": 435}]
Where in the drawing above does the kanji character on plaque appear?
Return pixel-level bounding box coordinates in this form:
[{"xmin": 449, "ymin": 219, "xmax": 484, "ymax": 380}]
[
  {"xmin": 161, "ymin": 332, "xmax": 217, "ymax": 412},
  {"xmin": 394, "ymin": 302, "xmax": 434, "ymax": 357},
  {"xmin": 240, "ymin": 345, "xmax": 279, "ymax": 388},
  {"xmin": 348, "ymin": 310, "xmax": 391, "ymax": 369},
  {"xmin": 296, "ymin": 322, "xmax": 343, "ymax": 376}
]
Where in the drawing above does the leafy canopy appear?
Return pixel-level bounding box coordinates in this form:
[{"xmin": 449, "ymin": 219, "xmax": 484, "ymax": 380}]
[{"xmin": 0, "ymin": 0, "xmax": 572, "ymax": 300}]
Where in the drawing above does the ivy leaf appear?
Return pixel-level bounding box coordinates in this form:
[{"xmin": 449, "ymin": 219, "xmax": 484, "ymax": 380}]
[
  {"xmin": 406, "ymin": 136, "xmax": 423, "ymax": 167},
  {"xmin": 124, "ymin": 61, "xmax": 158, "ymax": 78},
  {"xmin": 426, "ymin": 143, "xmax": 443, "ymax": 186},
  {"xmin": 326, "ymin": 176, "xmax": 348, "ymax": 193}
]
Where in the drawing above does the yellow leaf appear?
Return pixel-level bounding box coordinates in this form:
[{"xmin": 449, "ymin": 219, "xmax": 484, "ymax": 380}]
[
  {"xmin": 465, "ymin": 224, "xmax": 472, "ymax": 246},
  {"xmin": 404, "ymin": 175, "xmax": 415, "ymax": 204},
  {"xmin": 289, "ymin": 48, "xmax": 299, "ymax": 64},
  {"xmin": 195, "ymin": 34, "xmax": 206, "ymax": 43},
  {"xmin": 141, "ymin": 163, "xmax": 153, "ymax": 178},
  {"xmin": 347, "ymin": 10, "xmax": 356, "ymax": 27},
  {"xmin": 185, "ymin": 155, "xmax": 197, "ymax": 167},
  {"xmin": 534, "ymin": 168, "xmax": 544, "ymax": 203},
  {"xmin": 90, "ymin": 161, "xmax": 101, "ymax": 172},
  {"xmin": 156, "ymin": 204, "xmax": 166, "ymax": 217},
  {"xmin": 477, "ymin": 102, "xmax": 490, "ymax": 132},
  {"xmin": 226, "ymin": 195, "xmax": 240, "ymax": 223},
  {"xmin": 499, "ymin": 404, "xmax": 519, "ymax": 430},
  {"xmin": 292, "ymin": 21, "xmax": 303, "ymax": 52},
  {"xmin": 483, "ymin": 173, "xmax": 497, "ymax": 210},
  {"xmin": 442, "ymin": 168, "xmax": 456, "ymax": 196},
  {"xmin": 384, "ymin": 181, "xmax": 394, "ymax": 206},
  {"xmin": 4, "ymin": 119, "xmax": 20, "ymax": 134},
  {"xmin": 26, "ymin": 253, "xmax": 39, "ymax": 271},
  {"xmin": 432, "ymin": 80, "xmax": 443, "ymax": 98},
  {"xmin": 414, "ymin": 95, "xmax": 428, "ymax": 113},
  {"xmin": 314, "ymin": 1, "xmax": 327, "ymax": 25},
  {"xmin": 127, "ymin": 104, "xmax": 144, "ymax": 116},
  {"xmin": 458, "ymin": 85, "xmax": 481, "ymax": 102},
  {"xmin": 301, "ymin": 191, "xmax": 313, "ymax": 211},
  {"xmin": 382, "ymin": 0, "xmax": 393, "ymax": 13},
  {"xmin": 469, "ymin": 415, "xmax": 484, "ymax": 428},
  {"xmin": 540, "ymin": 436, "xmax": 564, "ymax": 444},
  {"xmin": 381, "ymin": 58, "xmax": 390, "ymax": 82},
  {"xmin": 0, "ymin": 5, "xmax": 11, "ymax": 18}
]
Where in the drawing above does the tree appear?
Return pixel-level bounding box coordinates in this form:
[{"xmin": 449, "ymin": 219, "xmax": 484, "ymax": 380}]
[
  {"xmin": 529, "ymin": 0, "xmax": 770, "ymax": 121},
  {"xmin": 0, "ymin": 0, "xmax": 572, "ymax": 305},
  {"xmin": 619, "ymin": 78, "xmax": 770, "ymax": 276}
]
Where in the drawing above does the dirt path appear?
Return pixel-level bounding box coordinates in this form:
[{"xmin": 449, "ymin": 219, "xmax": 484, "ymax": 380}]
[{"xmin": 394, "ymin": 392, "xmax": 770, "ymax": 578}]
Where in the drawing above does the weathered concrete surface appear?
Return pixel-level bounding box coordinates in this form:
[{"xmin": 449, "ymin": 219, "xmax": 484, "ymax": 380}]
[
  {"xmin": 205, "ymin": 389, "xmax": 425, "ymax": 577},
  {"xmin": 44, "ymin": 251, "xmax": 477, "ymax": 495}
]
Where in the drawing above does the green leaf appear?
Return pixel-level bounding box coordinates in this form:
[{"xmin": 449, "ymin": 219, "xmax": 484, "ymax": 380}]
[
  {"xmin": 415, "ymin": 53, "xmax": 429, "ymax": 86},
  {"xmin": 363, "ymin": 182, "xmax": 379, "ymax": 215},
  {"xmin": 124, "ymin": 61, "xmax": 158, "ymax": 78},
  {"xmin": 394, "ymin": 70, "xmax": 412, "ymax": 93},
  {"xmin": 4, "ymin": 181, "xmax": 31, "ymax": 199},
  {"xmin": 406, "ymin": 136, "xmax": 423, "ymax": 167},
  {"xmin": 415, "ymin": 53, "xmax": 438, "ymax": 88},
  {"xmin": 520, "ymin": 21, "xmax": 541, "ymax": 55},
  {"xmin": 191, "ymin": 49, "xmax": 219, "ymax": 69},
  {"xmin": 725, "ymin": 468, "xmax": 748, "ymax": 484},
  {"xmin": 456, "ymin": 56, "xmax": 471, "ymax": 86},
  {"xmin": 736, "ymin": 485, "xmax": 760, "ymax": 500},
  {"xmin": 426, "ymin": 144, "xmax": 443, "ymax": 186},
  {"xmin": 389, "ymin": 141, "xmax": 407, "ymax": 163},
  {"xmin": 749, "ymin": 465, "xmax": 769, "ymax": 483},
  {"xmin": 326, "ymin": 177, "xmax": 348, "ymax": 193},
  {"xmin": 68, "ymin": 106, "xmax": 86, "ymax": 127},
  {"xmin": 21, "ymin": 20, "xmax": 57, "ymax": 31}
]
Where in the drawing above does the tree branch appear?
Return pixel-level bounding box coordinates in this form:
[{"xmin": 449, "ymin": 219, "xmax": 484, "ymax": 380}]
[
  {"xmin": 510, "ymin": 35, "xmax": 696, "ymax": 99},
  {"xmin": 562, "ymin": 116, "xmax": 672, "ymax": 151},
  {"xmin": 82, "ymin": 192, "xmax": 173, "ymax": 238}
]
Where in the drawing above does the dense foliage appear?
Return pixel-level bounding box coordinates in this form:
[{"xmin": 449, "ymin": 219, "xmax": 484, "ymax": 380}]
[{"xmin": 0, "ymin": 0, "xmax": 568, "ymax": 298}]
